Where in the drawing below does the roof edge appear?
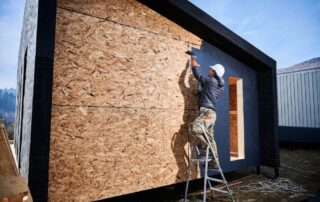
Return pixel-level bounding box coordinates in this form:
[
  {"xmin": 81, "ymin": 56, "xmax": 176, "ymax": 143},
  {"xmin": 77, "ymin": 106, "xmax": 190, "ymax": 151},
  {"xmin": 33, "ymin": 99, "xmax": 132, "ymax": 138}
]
[
  {"xmin": 277, "ymin": 66, "xmax": 320, "ymax": 75},
  {"xmin": 138, "ymin": 0, "xmax": 276, "ymax": 69}
]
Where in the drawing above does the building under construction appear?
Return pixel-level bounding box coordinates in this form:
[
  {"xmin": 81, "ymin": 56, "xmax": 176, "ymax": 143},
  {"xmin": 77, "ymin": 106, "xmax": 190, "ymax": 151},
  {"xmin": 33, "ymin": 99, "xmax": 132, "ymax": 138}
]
[{"xmin": 15, "ymin": 0, "xmax": 279, "ymax": 200}]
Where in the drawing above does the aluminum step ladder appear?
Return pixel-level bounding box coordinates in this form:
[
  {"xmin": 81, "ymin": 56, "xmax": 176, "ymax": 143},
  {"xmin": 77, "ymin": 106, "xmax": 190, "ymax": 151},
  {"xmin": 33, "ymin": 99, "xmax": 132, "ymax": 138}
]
[{"xmin": 184, "ymin": 122, "xmax": 235, "ymax": 202}]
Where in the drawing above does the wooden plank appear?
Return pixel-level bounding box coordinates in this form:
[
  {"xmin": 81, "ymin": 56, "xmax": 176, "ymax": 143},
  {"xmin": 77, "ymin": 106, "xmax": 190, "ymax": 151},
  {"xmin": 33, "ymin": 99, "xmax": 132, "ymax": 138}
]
[
  {"xmin": 229, "ymin": 80, "xmax": 238, "ymax": 157},
  {"xmin": 56, "ymin": 0, "xmax": 201, "ymax": 45},
  {"xmin": 48, "ymin": 0, "xmax": 248, "ymax": 200},
  {"xmin": 52, "ymin": 8, "xmax": 198, "ymax": 109},
  {"xmin": 49, "ymin": 105, "xmax": 199, "ymax": 200},
  {"xmin": 236, "ymin": 79, "xmax": 244, "ymax": 159},
  {"xmin": 0, "ymin": 175, "xmax": 29, "ymax": 201},
  {"xmin": 0, "ymin": 121, "xmax": 19, "ymax": 176}
]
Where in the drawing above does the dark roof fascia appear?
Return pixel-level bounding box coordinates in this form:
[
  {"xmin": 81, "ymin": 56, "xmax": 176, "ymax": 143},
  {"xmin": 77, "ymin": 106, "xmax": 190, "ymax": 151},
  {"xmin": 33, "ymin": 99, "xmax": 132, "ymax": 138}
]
[{"xmin": 138, "ymin": 0, "xmax": 276, "ymax": 70}]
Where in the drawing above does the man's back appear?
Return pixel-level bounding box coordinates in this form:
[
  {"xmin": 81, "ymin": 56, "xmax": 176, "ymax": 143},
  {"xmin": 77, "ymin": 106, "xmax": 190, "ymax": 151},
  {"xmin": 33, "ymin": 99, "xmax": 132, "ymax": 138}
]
[{"xmin": 192, "ymin": 67, "xmax": 224, "ymax": 110}]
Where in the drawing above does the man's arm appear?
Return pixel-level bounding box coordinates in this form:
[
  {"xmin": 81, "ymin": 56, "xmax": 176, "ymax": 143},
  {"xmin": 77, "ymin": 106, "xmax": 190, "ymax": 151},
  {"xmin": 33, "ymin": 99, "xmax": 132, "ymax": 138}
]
[
  {"xmin": 214, "ymin": 74, "xmax": 225, "ymax": 88},
  {"xmin": 191, "ymin": 57, "xmax": 207, "ymax": 84}
]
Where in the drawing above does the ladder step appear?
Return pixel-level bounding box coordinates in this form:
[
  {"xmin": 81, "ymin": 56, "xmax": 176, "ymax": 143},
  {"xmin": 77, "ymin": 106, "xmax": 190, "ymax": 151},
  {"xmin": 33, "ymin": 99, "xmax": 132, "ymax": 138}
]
[
  {"xmin": 185, "ymin": 132, "xmax": 235, "ymax": 202},
  {"xmin": 207, "ymin": 177, "xmax": 226, "ymax": 183},
  {"xmin": 209, "ymin": 187, "xmax": 230, "ymax": 194},
  {"xmin": 208, "ymin": 168, "xmax": 220, "ymax": 172},
  {"xmin": 191, "ymin": 158, "xmax": 214, "ymax": 162}
]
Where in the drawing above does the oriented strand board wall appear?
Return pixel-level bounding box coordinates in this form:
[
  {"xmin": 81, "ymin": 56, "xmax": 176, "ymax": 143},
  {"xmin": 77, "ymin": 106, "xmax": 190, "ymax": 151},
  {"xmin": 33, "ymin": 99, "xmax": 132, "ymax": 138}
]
[
  {"xmin": 229, "ymin": 84, "xmax": 238, "ymax": 156},
  {"xmin": 49, "ymin": 0, "xmax": 201, "ymax": 200}
]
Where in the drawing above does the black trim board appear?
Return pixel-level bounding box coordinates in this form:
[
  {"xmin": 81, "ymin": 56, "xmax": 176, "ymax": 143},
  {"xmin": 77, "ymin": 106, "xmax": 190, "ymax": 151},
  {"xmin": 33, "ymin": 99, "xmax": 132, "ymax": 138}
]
[
  {"xmin": 28, "ymin": 0, "xmax": 56, "ymax": 201},
  {"xmin": 257, "ymin": 67, "xmax": 280, "ymax": 168}
]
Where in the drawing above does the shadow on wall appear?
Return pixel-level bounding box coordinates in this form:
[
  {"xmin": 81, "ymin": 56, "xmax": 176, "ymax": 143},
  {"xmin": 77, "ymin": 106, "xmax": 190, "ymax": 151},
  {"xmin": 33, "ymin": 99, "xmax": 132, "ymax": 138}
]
[{"xmin": 171, "ymin": 59, "xmax": 198, "ymax": 182}]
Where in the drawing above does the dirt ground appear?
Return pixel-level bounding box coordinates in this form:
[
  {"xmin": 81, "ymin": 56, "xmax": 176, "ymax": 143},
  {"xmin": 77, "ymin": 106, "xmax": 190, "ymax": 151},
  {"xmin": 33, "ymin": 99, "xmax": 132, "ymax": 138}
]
[
  {"xmin": 184, "ymin": 143, "xmax": 320, "ymax": 202},
  {"xmin": 103, "ymin": 143, "xmax": 320, "ymax": 202}
]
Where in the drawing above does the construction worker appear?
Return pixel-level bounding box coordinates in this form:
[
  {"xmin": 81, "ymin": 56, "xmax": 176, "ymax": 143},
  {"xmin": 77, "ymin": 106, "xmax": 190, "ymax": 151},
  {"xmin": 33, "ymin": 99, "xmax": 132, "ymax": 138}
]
[{"xmin": 188, "ymin": 55, "xmax": 225, "ymax": 163}]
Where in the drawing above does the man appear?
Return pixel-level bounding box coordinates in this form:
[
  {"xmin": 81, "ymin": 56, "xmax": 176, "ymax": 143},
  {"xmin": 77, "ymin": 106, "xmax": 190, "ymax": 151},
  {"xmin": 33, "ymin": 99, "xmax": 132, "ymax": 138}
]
[{"xmin": 189, "ymin": 55, "xmax": 225, "ymax": 161}]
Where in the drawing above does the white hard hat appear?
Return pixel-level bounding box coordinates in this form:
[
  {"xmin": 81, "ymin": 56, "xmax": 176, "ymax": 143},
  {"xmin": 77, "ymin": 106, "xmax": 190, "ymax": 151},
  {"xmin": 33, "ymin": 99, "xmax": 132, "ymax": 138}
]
[{"xmin": 210, "ymin": 64, "xmax": 225, "ymax": 77}]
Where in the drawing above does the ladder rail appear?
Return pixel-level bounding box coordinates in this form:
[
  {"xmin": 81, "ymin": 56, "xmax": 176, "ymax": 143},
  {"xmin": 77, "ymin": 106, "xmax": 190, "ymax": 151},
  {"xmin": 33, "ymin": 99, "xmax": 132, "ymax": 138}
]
[{"xmin": 184, "ymin": 122, "xmax": 235, "ymax": 202}]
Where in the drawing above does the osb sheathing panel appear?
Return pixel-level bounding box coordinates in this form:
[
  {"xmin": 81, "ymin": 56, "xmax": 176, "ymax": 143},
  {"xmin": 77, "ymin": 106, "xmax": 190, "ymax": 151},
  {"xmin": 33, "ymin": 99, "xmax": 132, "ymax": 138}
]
[
  {"xmin": 230, "ymin": 114, "xmax": 238, "ymax": 155},
  {"xmin": 57, "ymin": 0, "xmax": 201, "ymax": 45},
  {"xmin": 50, "ymin": 3, "xmax": 202, "ymax": 200},
  {"xmin": 52, "ymin": 9, "xmax": 199, "ymax": 109},
  {"xmin": 229, "ymin": 84, "xmax": 238, "ymax": 155},
  {"xmin": 49, "ymin": 106, "xmax": 199, "ymax": 200}
]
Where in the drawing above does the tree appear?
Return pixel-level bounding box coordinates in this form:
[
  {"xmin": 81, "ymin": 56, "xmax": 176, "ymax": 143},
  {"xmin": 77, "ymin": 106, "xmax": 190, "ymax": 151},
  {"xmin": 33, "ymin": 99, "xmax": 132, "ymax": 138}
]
[{"xmin": 6, "ymin": 122, "xmax": 14, "ymax": 140}]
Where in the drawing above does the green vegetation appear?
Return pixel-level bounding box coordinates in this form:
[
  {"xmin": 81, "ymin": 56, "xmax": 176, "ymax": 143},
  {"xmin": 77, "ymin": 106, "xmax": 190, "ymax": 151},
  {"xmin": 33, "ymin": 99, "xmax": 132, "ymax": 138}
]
[{"xmin": 0, "ymin": 88, "xmax": 16, "ymax": 139}]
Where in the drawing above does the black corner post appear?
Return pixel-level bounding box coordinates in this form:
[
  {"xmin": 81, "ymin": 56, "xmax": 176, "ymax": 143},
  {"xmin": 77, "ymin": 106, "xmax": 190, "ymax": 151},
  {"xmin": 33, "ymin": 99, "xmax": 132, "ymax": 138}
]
[
  {"xmin": 27, "ymin": 0, "xmax": 57, "ymax": 200},
  {"xmin": 275, "ymin": 167, "xmax": 279, "ymax": 178},
  {"xmin": 256, "ymin": 165, "xmax": 261, "ymax": 175}
]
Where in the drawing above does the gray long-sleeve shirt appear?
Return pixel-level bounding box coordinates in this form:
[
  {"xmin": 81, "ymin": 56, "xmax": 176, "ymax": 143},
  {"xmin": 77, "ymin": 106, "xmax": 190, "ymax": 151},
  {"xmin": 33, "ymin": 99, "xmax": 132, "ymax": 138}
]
[{"xmin": 192, "ymin": 67, "xmax": 224, "ymax": 111}]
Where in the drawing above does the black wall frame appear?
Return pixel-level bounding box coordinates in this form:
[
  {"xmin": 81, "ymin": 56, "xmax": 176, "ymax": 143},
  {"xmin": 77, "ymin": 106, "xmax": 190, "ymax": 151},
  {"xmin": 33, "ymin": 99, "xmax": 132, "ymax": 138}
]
[
  {"xmin": 24, "ymin": 0, "xmax": 279, "ymax": 200},
  {"xmin": 26, "ymin": 0, "xmax": 57, "ymax": 200}
]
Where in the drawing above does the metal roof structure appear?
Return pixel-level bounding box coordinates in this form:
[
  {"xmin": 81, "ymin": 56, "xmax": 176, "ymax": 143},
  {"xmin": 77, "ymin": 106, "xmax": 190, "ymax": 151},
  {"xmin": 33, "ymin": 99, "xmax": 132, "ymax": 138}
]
[{"xmin": 278, "ymin": 57, "xmax": 320, "ymax": 74}]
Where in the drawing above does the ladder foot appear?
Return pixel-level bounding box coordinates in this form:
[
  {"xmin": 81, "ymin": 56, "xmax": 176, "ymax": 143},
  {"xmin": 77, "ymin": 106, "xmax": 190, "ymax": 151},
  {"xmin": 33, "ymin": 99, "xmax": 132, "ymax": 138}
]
[{"xmin": 185, "ymin": 123, "xmax": 234, "ymax": 202}]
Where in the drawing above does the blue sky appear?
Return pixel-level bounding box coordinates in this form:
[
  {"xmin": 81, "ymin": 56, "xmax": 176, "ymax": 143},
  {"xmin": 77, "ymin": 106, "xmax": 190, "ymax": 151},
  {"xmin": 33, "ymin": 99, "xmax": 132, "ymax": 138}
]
[
  {"xmin": 0, "ymin": 0, "xmax": 320, "ymax": 88},
  {"xmin": 0, "ymin": 0, "xmax": 24, "ymax": 89},
  {"xmin": 190, "ymin": 0, "xmax": 320, "ymax": 68}
]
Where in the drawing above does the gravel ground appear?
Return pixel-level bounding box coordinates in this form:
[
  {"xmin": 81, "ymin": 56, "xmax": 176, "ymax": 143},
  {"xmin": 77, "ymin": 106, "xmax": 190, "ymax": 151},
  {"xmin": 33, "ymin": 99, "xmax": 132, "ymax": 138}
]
[
  {"xmin": 102, "ymin": 143, "xmax": 320, "ymax": 202},
  {"xmin": 183, "ymin": 143, "xmax": 320, "ymax": 202}
]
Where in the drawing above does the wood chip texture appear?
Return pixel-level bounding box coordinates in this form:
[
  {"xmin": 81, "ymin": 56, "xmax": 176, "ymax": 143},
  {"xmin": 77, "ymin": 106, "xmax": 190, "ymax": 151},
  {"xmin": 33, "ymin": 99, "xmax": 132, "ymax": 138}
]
[{"xmin": 49, "ymin": 0, "xmax": 202, "ymax": 200}]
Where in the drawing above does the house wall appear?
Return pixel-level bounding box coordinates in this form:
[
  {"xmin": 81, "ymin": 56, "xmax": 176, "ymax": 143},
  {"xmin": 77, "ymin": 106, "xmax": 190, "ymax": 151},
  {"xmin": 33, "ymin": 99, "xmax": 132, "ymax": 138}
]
[
  {"xmin": 277, "ymin": 68, "xmax": 320, "ymax": 142},
  {"xmin": 49, "ymin": 0, "xmax": 202, "ymax": 200},
  {"xmin": 191, "ymin": 42, "xmax": 259, "ymax": 173},
  {"xmin": 14, "ymin": 0, "xmax": 38, "ymax": 179},
  {"xmin": 15, "ymin": 0, "xmax": 56, "ymax": 200},
  {"xmin": 229, "ymin": 82, "xmax": 238, "ymax": 156},
  {"xmin": 15, "ymin": 0, "xmax": 57, "ymax": 200}
]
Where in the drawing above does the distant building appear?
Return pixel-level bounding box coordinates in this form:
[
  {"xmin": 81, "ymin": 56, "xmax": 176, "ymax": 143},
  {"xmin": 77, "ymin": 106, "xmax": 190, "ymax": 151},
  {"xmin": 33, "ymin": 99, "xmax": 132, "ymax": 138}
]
[{"xmin": 277, "ymin": 57, "xmax": 320, "ymax": 143}]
